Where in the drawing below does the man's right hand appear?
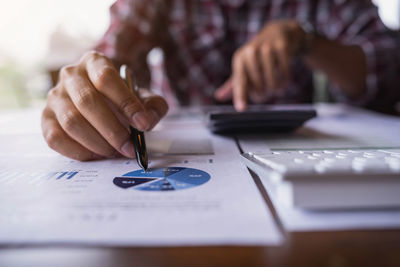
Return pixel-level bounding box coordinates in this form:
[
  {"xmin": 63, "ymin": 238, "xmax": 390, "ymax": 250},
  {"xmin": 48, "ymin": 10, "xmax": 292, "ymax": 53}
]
[{"xmin": 41, "ymin": 51, "xmax": 168, "ymax": 161}]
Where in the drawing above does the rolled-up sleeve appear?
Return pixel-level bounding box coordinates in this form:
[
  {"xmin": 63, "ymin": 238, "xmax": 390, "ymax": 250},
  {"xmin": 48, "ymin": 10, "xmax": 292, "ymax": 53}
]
[
  {"xmin": 95, "ymin": 0, "xmax": 168, "ymax": 87},
  {"xmin": 316, "ymin": 0, "xmax": 400, "ymax": 114},
  {"xmin": 95, "ymin": 0, "xmax": 153, "ymax": 61}
]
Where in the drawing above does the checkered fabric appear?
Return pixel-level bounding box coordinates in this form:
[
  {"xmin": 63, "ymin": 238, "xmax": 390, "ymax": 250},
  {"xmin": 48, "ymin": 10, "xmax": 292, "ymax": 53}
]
[{"xmin": 96, "ymin": 0, "xmax": 400, "ymax": 114}]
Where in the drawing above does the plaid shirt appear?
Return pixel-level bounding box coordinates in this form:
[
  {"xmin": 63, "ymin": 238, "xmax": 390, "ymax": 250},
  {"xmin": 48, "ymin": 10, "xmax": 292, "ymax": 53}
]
[{"xmin": 96, "ymin": 0, "xmax": 400, "ymax": 114}]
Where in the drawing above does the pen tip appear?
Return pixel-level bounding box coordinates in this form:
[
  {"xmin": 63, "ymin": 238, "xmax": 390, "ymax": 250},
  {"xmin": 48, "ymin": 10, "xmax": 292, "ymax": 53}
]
[
  {"xmin": 140, "ymin": 164, "xmax": 148, "ymax": 172},
  {"xmin": 142, "ymin": 161, "xmax": 148, "ymax": 172}
]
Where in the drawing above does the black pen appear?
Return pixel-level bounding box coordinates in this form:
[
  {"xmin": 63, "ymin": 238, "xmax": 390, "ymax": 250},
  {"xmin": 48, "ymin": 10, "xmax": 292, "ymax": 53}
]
[{"xmin": 120, "ymin": 64, "xmax": 148, "ymax": 171}]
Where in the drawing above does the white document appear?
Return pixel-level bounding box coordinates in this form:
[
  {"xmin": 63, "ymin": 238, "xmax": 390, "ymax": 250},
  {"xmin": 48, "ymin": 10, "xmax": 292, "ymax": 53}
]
[
  {"xmin": 239, "ymin": 104, "xmax": 400, "ymax": 232},
  {"xmin": 0, "ymin": 109, "xmax": 282, "ymax": 246}
]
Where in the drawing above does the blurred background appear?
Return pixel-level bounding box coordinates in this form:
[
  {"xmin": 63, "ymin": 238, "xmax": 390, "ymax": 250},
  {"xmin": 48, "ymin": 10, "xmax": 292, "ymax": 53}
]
[{"xmin": 0, "ymin": 0, "xmax": 399, "ymax": 110}]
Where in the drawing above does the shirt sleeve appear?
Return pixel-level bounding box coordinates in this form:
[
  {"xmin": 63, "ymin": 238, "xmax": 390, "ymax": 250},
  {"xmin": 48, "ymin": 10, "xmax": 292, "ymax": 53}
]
[
  {"xmin": 315, "ymin": 0, "xmax": 400, "ymax": 114},
  {"xmin": 95, "ymin": 0, "xmax": 169, "ymax": 88}
]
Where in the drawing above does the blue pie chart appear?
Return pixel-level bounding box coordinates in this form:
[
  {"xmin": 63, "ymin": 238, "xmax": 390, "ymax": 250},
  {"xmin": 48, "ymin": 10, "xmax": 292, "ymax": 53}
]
[{"xmin": 113, "ymin": 167, "xmax": 211, "ymax": 191}]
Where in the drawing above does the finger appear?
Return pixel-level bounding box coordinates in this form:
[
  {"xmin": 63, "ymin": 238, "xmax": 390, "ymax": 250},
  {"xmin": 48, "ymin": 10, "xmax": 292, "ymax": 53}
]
[
  {"xmin": 83, "ymin": 52, "xmax": 152, "ymax": 131},
  {"xmin": 249, "ymin": 89, "xmax": 268, "ymax": 104},
  {"xmin": 62, "ymin": 67, "xmax": 134, "ymax": 158},
  {"xmin": 232, "ymin": 53, "xmax": 248, "ymax": 111},
  {"xmin": 260, "ymin": 44, "xmax": 277, "ymax": 91},
  {"xmin": 47, "ymin": 88, "xmax": 116, "ymax": 157},
  {"xmin": 214, "ymin": 78, "xmax": 233, "ymax": 101},
  {"xmin": 137, "ymin": 88, "xmax": 168, "ymax": 117},
  {"xmin": 274, "ymin": 40, "xmax": 291, "ymax": 89},
  {"xmin": 242, "ymin": 45, "xmax": 264, "ymax": 94},
  {"xmin": 41, "ymin": 108, "xmax": 100, "ymax": 161},
  {"xmin": 138, "ymin": 88, "xmax": 169, "ymax": 130}
]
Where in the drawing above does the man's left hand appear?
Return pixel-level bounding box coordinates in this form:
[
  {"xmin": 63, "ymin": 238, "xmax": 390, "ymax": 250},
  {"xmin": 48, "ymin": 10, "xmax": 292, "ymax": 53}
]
[{"xmin": 214, "ymin": 19, "xmax": 308, "ymax": 111}]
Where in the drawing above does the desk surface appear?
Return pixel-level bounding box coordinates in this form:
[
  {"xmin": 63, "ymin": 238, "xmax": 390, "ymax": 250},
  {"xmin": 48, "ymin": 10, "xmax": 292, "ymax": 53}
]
[{"xmin": 1, "ymin": 230, "xmax": 400, "ymax": 267}]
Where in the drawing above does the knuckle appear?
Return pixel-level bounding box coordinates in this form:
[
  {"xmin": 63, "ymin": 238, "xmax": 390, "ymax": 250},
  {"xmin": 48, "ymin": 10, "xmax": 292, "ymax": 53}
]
[
  {"xmin": 244, "ymin": 45, "xmax": 256, "ymax": 56},
  {"xmin": 47, "ymin": 84, "xmax": 66, "ymax": 99},
  {"xmin": 59, "ymin": 64, "xmax": 77, "ymax": 80},
  {"xmin": 94, "ymin": 66, "xmax": 117, "ymax": 88},
  {"xmin": 44, "ymin": 128, "xmax": 63, "ymax": 150},
  {"xmin": 76, "ymin": 89, "xmax": 97, "ymax": 108},
  {"xmin": 81, "ymin": 50, "xmax": 104, "ymax": 62},
  {"xmin": 47, "ymin": 87, "xmax": 59, "ymax": 100},
  {"xmin": 119, "ymin": 96, "xmax": 141, "ymax": 116},
  {"xmin": 60, "ymin": 110, "xmax": 81, "ymax": 133}
]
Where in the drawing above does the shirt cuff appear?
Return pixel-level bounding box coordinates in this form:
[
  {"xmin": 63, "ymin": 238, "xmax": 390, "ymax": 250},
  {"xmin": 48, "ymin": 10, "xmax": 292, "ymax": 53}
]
[{"xmin": 329, "ymin": 39, "xmax": 378, "ymax": 107}]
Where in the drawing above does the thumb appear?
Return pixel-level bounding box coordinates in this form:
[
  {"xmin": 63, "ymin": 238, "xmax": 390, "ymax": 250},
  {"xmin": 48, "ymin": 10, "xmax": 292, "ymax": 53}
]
[{"xmin": 214, "ymin": 78, "xmax": 233, "ymax": 101}]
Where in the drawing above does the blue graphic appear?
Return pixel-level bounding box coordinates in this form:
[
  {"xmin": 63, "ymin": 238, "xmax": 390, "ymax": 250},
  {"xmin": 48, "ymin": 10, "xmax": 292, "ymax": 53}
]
[
  {"xmin": 56, "ymin": 171, "xmax": 79, "ymax": 179},
  {"xmin": 0, "ymin": 170, "xmax": 80, "ymax": 186},
  {"xmin": 113, "ymin": 167, "xmax": 211, "ymax": 191},
  {"xmin": 0, "ymin": 171, "xmax": 79, "ymax": 181}
]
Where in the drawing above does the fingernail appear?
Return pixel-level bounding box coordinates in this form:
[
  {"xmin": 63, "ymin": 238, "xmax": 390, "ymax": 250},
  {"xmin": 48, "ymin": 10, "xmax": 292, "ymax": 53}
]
[
  {"xmin": 131, "ymin": 111, "xmax": 150, "ymax": 131},
  {"xmin": 235, "ymin": 101, "xmax": 246, "ymax": 112},
  {"xmin": 121, "ymin": 141, "xmax": 135, "ymax": 158}
]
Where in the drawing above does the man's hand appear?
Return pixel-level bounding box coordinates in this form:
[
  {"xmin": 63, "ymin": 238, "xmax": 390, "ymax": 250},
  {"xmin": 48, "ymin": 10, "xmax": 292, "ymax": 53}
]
[
  {"xmin": 41, "ymin": 51, "xmax": 168, "ymax": 161},
  {"xmin": 215, "ymin": 20, "xmax": 307, "ymax": 111}
]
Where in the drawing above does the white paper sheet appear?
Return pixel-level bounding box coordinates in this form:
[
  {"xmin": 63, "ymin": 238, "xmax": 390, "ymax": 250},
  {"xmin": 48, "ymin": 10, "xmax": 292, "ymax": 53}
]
[
  {"xmin": 0, "ymin": 108, "xmax": 282, "ymax": 246},
  {"xmin": 239, "ymin": 104, "xmax": 400, "ymax": 232}
]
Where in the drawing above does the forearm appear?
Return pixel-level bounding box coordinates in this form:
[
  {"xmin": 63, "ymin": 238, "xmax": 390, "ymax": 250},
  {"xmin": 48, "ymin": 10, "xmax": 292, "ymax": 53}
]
[{"xmin": 303, "ymin": 37, "xmax": 367, "ymax": 99}]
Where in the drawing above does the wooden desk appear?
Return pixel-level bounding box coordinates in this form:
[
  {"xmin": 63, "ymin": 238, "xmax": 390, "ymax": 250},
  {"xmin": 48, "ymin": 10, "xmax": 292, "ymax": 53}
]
[{"xmin": 1, "ymin": 230, "xmax": 400, "ymax": 267}]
